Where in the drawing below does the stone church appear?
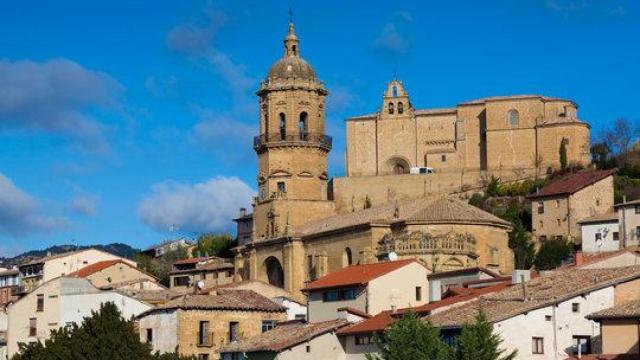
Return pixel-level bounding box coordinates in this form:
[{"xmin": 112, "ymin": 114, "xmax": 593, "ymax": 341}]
[{"xmin": 232, "ymin": 22, "xmax": 591, "ymax": 300}]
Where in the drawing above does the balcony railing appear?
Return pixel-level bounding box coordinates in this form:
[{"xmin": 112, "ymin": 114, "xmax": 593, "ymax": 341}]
[{"xmin": 253, "ymin": 132, "xmax": 332, "ymax": 152}]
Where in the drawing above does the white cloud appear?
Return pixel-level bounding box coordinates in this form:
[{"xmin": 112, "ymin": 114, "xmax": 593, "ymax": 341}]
[
  {"xmin": 0, "ymin": 173, "xmax": 67, "ymax": 236},
  {"xmin": 0, "ymin": 58, "xmax": 123, "ymax": 154},
  {"xmin": 138, "ymin": 176, "xmax": 254, "ymax": 233},
  {"xmin": 374, "ymin": 24, "xmax": 408, "ymax": 55}
]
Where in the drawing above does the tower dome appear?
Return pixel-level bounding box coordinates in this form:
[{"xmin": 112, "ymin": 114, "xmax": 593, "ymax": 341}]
[{"xmin": 266, "ymin": 22, "xmax": 317, "ymax": 81}]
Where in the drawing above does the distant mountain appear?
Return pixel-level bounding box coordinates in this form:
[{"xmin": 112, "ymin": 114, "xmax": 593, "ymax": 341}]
[{"xmin": 0, "ymin": 243, "xmax": 141, "ymax": 268}]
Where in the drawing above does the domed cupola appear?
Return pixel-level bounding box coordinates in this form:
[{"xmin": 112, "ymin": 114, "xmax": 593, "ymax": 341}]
[{"xmin": 265, "ymin": 22, "xmax": 318, "ymax": 83}]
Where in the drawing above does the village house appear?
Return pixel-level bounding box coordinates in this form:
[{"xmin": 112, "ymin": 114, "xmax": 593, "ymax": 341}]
[
  {"xmin": 0, "ymin": 269, "xmax": 18, "ymax": 306},
  {"xmin": 6, "ymin": 277, "xmax": 151, "ymax": 357},
  {"xmin": 0, "ymin": 306, "xmax": 6, "ymax": 360},
  {"xmin": 426, "ymin": 266, "xmax": 510, "ymax": 300},
  {"xmin": 304, "ymin": 259, "xmax": 430, "ymax": 322},
  {"xmin": 578, "ymin": 213, "xmax": 620, "ymax": 253},
  {"xmin": 169, "ymin": 257, "xmax": 234, "ymax": 292},
  {"xmin": 615, "ymin": 198, "xmax": 640, "ymax": 248},
  {"xmin": 68, "ymin": 259, "xmax": 162, "ymax": 290},
  {"xmin": 141, "ymin": 238, "xmax": 193, "ymax": 258},
  {"xmin": 580, "ymin": 299, "xmax": 640, "ymax": 358},
  {"xmin": 528, "ymin": 169, "xmax": 615, "ymax": 244},
  {"xmin": 337, "ymin": 281, "xmax": 511, "ymax": 359},
  {"xmin": 424, "ymin": 265, "xmax": 640, "ymax": 360},
  {"xmin": 136, "ymin": 289, "xmax": 287, "ymax": 359},
  {"xmin": 220, "ymin": 319, "xmax": 350, "ymax": 360},
  {"xmin": 16, "ymin": 248, "xmax": 134, "ymax": 294}
]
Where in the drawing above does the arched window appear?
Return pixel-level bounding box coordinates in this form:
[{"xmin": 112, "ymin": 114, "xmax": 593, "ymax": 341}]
[
  {"xmin": 299, "ymin": 112, "xmax": 308, "ymax": 141},
  {"xmin": 398, "ymin": 102, "xmax": 404, "ymax": 114},
  {"xmin": 342, "ymin": 248, "xmax": 353, "ymax": 268},
  {"xmin": 392, "ymin": 85, "xmax": 398, "ymax": 97},
  {"xmin": 279, "ymin": 113, "xmax": 286, "ymax": 140},
  {"xmin": 388, "ymin": 102, "xmax": 394, "ymax": 114},
  {"xmin": 292, "ymin": 45, "xmax": 297, "ymax": 55},
  {"xmin": 507, "ymin": 109, "xmax": 519, "ymax": 127}
]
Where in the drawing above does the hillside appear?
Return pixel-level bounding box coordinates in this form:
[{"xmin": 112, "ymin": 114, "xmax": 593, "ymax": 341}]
[{"xmin": 0, "ymin": 243, "xmax": 140, "ymax": 268}]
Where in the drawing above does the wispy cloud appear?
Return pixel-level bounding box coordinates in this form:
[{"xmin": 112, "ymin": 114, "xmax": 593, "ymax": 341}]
[
  {"xmin": 0, "ymin": 58, "xmax": 123, "ymax": 154},
  {"xmin": 166, "ymin": 4, "xmax": 257, "ymax": 113},
  {"xmin": 138, "ymin": 176, "xmax": 254, "ymax": 234},
  {"xmin": 67, "ymin": 189, "xmax": 100, "ymax": 216},
  {"xmin": 0, "ymin": 172, "xmax": 68, "ymax": 236},
  {"xmin": 544, "ymin": 0, "xmax": 626, "ymax": 17},
  {"xmin": 373, "ymin": 11, "xmax": 414, "ymax": 56}
]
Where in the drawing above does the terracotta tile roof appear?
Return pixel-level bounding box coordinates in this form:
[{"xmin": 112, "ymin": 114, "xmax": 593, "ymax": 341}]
[
  {"xmin": 426, "ymin": 265, "xmax": 640, "ymax": 328},
  {"xmin": 292, "ymin": 196, "xmax": 510, "ymax": 238},
  {"xmin": 527, "ymin": 169, "xmax": 615, "ymax": 199},
  {"xmin": 427, "ymin": 266, "xmax": 502, "ymax": 280},
  {"xmin": 562, "ymin": 249, "xmax": 640, "ymax": 270},
  {"xmin": 304, "ymin": 259, "xmax": 422, "ymax": 291},
  {"xmin": 577, "ymin": 212, "xmax": 618, "ymax": 224},
  {"xmin": 564, "ymin": 355, "xmax": 640, "ymax": 360},
  {"xmin": 68, "ymin": 260, "xmax": 129, "ymax": 277},
  {"xmin": 337, "ymin": 307, "xmax": 372, "ymax": 319},
  {"xmin": 587, "ymin": 300, "xmax": 640, "ymax": 320},
  {"xmin": 337, "ymin": 282, "xmax": 510, "ymax": 336},
  {"xmin": 222, "ymin": 319, "xmax": 348, "ymax": 353},
  {"xmin": 138, "ymin": 289, "xmax": 286, "ymax": 317},
  {"xmin": 458, "ymin": 94, "xmax": 576, "ymax": 106},
  {"xmin": 172, "ymin": 257, "xmax": 208, "ymax": 265},
  {"xmin": 116, "ymin": 289, "xmax": 179, "ymax": 304}
]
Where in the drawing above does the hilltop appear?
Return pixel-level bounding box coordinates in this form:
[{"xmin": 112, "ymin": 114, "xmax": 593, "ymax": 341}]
[{"xmin": 0, "ymin": 243, "xmax": 140, "ymax": 268}]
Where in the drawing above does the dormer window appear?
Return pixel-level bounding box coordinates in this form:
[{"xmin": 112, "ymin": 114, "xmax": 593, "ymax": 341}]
[
  {"xmin": 388, "ymin": 102, "xmax": 394, "ymax": 114},
  {"xmin": 507, "ymin": 109, "xmax": 519, "ymax": 127},
  {"xmin": 398, "ymin": 102, "xmax": 404, "ymax": 114}
]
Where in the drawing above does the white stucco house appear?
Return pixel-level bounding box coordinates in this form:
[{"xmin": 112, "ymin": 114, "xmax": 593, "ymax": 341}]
[
  {"xmin": 426, "ymin": 265, "xmax": 640, "ymax": 360},
  {"xmin": 578, "ymin": 213, "xmax": 620, "ymax": 253},
  {"xmin": 6, "ymin": 277, "xmax": 151, "ymax": 358}
]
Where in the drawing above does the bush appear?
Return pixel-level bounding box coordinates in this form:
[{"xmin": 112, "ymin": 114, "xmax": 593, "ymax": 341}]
[
  {"xmin": 534, "ymin": 238, "xmax": 573, "ymax": 270},
  {"xmin": 468, "ymin": 193, "xmax": 484, "ymax": 208}
]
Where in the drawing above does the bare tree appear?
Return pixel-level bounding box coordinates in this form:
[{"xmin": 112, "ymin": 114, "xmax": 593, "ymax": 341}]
[{"xmin": 603, "ymin": 118, "xmax": 634, "ymax": 165}]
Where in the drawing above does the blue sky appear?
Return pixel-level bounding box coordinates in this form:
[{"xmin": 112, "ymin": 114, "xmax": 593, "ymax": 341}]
[{"xmin": 0, "ymin": 0, "xmax": 638, "ymax": 256}]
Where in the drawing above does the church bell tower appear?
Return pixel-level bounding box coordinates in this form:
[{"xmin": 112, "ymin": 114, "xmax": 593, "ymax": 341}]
[{"xmin": 252, "ymin": 21, "xmax": 335, "ymax": 240}]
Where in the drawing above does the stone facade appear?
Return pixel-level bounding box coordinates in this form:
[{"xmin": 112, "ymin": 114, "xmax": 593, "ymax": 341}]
[
  {"xmin": 531, "ymin": 174, "xmax": 614, "ymax": 244},
  {"xmin": 346, "ymin": 82, "xmax": 590, "ymax": 177}
]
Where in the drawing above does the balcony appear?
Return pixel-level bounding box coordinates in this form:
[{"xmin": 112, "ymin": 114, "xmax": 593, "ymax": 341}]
[{"xmin": 253, "ymin": 132, "xmax": 332, "ymax": 152}]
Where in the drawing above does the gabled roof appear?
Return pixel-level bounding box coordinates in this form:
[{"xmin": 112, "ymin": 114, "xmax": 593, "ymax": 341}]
[
  {"xmin": 426, "ymin": 265, "xmax": 640, "ymax": 328},
  {"xmin": 337, "ymin": 281, "xmax": 509, "ymax": 336},
  {"xmin": 138, "ymin": 289, "xmax": 286, "ymax": 317},
  {"xmin": 293, "ymin": 196, "xmax": 510, "ymax": 238},
  {"xmin": 222, "ymin": 319, "xmax": 348, "ymax": 354},
  {"xmin": 577, "ymin": 212, "xmax": 618, "ymax": 225},
  {"xmin": 304, "ymin": 259, "xmax": 424, "ymax": 291},
  {"xmin": 68, "ymin": 260, "xmax": 133, "ymax": 278},
  {"xmin": 587, "ymin": 300, "xmax": 640, "ymax": 320},
  {"xmin": 527, "ymin": 169, "xmax": 615, "ymax": 199}
]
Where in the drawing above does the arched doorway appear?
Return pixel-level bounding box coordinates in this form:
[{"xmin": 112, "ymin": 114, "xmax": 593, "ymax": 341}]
[
  {"xmin": 386, "ymin": 157, "xmax": 410, "ymax": 175},
  {"xmin": 263, "ymin": 257, "xmax": 284, "ymax": 288}
]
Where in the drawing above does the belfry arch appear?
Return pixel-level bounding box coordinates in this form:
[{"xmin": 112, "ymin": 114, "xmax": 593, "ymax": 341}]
[{"xmin": 261, "ymin": 256, "xmax": 285, "ymax": 288}]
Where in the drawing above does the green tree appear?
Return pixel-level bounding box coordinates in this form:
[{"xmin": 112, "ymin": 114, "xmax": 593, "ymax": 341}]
[
  {"xmin": 534, "ymin": 237, "xmax": 572, "ymax": 270},
  {"xmin": 456, "ymin": 311, "xmax": 517, "ymax": 360},
  {"xmin": 196, "ymin": 233, "xmax": 236, "ymax": 258},
  {"xmin": 486, "ymin": 176, "xmax": 500, "ymax": 197},
  {"xmin": 508, "ymin": 221, "xmax": 536, "ymax": 270},
  {"xmin": 12, "ymin": 302, "xmax": 195, "ymax": 360},
  {"xmin": 559, "ymin": 137, "xmax": 568, "ymax": 170},
  {"xmin": 366, "ymin": 312, "xmax": 451, "ymax": 360}
]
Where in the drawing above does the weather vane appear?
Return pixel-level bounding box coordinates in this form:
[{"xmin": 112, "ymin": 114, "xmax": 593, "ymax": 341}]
[{"xmin": 289, "ymin": 7, "xmax": 294, "ymax": 23}]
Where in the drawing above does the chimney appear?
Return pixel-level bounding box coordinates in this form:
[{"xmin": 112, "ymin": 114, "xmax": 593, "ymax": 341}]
[
  {"xmin": 575, "ymin": 251, "xmax": 584, "ymax": 267},
  {"xmin": 512, "ymin": 270, "xmax": 531, "ymax": 285},
  {"xmin": 429, "ymin": 280, "xmax": 442, "ymax": 302},
  {"xmin": 623, "ymin": 195, "xmax": 627, "ymax": 204},
  {"xmin": 239, "ymin": 207, "xmax": 247, "ymax": 217}
]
